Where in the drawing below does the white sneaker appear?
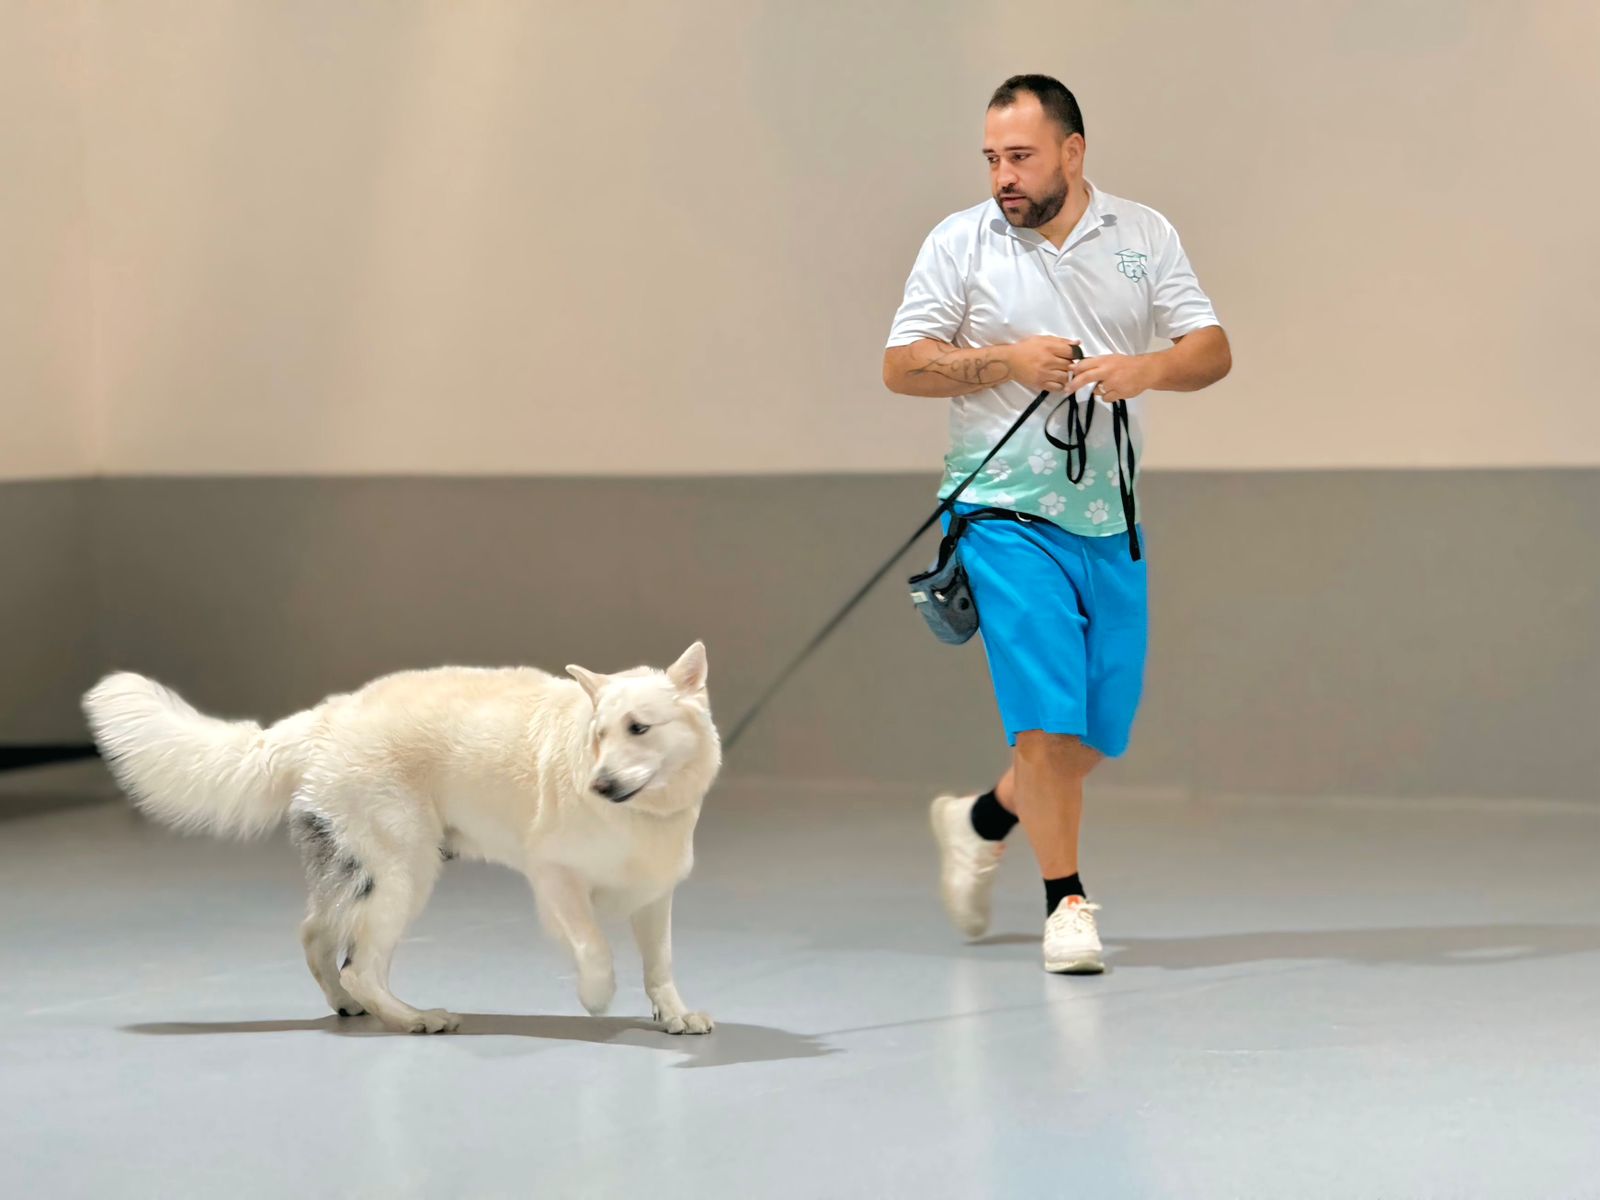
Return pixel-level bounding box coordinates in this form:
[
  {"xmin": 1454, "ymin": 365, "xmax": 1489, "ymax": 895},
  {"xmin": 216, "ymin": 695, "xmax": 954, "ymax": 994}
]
[
  {"xmin": 1043, "ymin": 896, "xmax": 1105, "ymax": 974},
  {"xmin": 929, "ymin": 793, "xmax": 1007, "ymax": 938}
]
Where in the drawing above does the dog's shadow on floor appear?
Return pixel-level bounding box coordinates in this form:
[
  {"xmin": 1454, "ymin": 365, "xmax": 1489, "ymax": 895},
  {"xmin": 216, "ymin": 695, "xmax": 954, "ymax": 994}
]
[
  {"xmin": 123, "ymin": 1012, "xmax": 835, "ymax": 1069},
  {"xmin": 973, "ymin": 923, "xmax": 1600, "ymax": 970}
]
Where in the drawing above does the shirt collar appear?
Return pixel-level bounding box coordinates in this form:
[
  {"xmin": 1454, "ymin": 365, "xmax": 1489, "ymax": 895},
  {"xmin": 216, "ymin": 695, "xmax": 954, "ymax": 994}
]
[{"xmin": 990, "ymin": 179, "xmax": 1111, "ymax": 251}]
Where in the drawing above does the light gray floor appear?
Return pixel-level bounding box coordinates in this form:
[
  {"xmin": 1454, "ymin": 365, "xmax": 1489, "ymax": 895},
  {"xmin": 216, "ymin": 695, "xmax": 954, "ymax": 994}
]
[{"xmin": 3, "ymin": 764, "xmax": 1598, "ymax": 1199}]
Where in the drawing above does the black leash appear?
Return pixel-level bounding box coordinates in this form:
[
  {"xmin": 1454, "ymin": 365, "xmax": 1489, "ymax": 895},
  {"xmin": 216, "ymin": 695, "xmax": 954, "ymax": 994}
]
[{"xmin": 721, "ymin": 387, "xmax": 1055, "ymax": 749}]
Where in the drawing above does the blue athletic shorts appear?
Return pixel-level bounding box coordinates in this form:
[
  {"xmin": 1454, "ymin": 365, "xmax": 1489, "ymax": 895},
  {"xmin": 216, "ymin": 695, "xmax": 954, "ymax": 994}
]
[{"xmin": 945, "ymin": 503, "xmax": 1149, "ymax": 757}]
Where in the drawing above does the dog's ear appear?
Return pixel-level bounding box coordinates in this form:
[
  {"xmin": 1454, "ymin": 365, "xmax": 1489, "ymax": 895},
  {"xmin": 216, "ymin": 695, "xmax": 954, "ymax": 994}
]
[
  {"xmin": 565, "ymin": 664, "xmax": 606, "ymax": 704},
  {"xmin": 666, "ymin": 641, "xmax": 708, "ymax": 694}
]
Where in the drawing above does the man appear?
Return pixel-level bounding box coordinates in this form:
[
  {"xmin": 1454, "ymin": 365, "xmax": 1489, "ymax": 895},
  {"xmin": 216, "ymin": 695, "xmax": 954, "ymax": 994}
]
[{"xmin": 883, "ymin": 74, "xmax": 1231, "ymax": 973}]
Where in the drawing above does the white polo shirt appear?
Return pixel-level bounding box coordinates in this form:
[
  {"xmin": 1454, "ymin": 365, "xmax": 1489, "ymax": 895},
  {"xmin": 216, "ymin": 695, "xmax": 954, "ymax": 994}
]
[{"xmin": 887, "ymin": 182, "xmax": 1219, "ymax": 537}]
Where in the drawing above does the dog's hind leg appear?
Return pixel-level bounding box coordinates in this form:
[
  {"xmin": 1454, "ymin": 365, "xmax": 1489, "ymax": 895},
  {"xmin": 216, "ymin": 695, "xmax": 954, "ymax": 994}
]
[
  {"xmin": 336, "ymin": 846, "xmax": 453, "ymax": 1034},
  {"xmin": 291, "ymin": 806, "xmax": 367, "ymax": 1015},
  {"xmin": 291, "ymin": 801, "xmax": 454, "ymax": 1033},
  {"xmin": 300, "ymin": 907, "xmax": 363, "ymax": 1017}
]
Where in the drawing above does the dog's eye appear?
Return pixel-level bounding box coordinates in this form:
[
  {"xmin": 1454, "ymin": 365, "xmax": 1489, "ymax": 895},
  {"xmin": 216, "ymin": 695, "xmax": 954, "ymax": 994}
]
[{"xmin": 627, "ymin": 722, "xmax": 650, "ymax": 737}]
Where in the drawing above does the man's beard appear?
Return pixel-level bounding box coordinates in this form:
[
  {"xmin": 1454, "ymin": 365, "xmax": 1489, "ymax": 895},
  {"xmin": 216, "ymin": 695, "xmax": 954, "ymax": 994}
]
[{"xmin": 996, "ymin": 174, "xmax": 1069, "ymax": 228}]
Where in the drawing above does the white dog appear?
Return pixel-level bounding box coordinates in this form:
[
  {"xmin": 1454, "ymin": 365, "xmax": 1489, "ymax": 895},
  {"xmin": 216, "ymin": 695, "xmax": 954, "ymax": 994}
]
[{"xmin": 81, "ymin": 642, "xmax": 720, "ymax": 1035}]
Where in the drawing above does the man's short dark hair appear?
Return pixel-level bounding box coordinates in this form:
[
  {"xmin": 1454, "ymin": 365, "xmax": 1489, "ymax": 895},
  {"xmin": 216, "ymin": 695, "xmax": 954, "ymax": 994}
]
[{"xmin": 988, "ymin": 74, "xmax": 1084, "ymax": 140}]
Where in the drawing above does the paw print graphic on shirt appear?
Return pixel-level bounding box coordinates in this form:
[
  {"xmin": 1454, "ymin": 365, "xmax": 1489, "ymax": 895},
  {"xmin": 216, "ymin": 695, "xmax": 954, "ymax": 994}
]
[
  {"xmin": 1086, "ymin": 499, "xmax": 1111, "ymax": 525},
  {"xmin": 1073, "ymin": 467, "xmax": 1098, "ymax": 492},
  {"xmin": 1028, "ymin": 447, "xmax": 1059, "ymax": 475},
  {"xmin": 1040, "ymin": 492, "xmax": 1067, "ymax": 518},
  {"xmin": 985, "ymin": 459, "xmax": 1013, "ymax": 484}
]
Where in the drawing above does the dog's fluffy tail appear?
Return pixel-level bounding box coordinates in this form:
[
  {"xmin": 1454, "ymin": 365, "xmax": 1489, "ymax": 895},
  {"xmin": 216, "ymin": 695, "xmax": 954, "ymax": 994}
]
[{"xmin": 81, "ymin": 672, "xmax": 315, "ymax": 840}]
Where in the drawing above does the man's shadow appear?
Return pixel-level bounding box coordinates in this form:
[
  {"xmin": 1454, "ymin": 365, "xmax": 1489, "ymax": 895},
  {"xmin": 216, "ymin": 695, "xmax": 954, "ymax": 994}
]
[
  {"xmin": 974, "ymin": 923, "xmax": 1600, "ymax": 969},
  {"xmin": 123, "ymin": 1012, "xmax": 835, "ymax": 1069}
]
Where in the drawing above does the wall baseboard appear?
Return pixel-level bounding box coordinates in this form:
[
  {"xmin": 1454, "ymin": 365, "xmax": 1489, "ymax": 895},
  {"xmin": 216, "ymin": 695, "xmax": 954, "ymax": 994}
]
[{"xmin": 0, "ymin": 745, "xmax": 99, "ymax": 773}]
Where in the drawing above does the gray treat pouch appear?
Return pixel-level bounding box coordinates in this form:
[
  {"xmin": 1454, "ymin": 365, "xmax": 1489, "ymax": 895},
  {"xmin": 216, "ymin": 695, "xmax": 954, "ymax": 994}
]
[{"xmin": 907, "ymin": 518, "xmax": 978, "ymax": 645}]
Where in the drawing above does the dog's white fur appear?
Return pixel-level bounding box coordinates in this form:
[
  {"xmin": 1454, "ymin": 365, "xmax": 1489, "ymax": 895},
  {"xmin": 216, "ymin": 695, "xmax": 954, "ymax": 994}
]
[{"xmin": 81, "ymin": 642, "xmax": 720, "ymax": 1035}]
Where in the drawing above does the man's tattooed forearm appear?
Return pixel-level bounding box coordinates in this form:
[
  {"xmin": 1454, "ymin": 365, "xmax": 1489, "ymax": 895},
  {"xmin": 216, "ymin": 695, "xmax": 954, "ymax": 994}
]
[{"xmin": 908, "ymin": 346, "xmax": 1011, "ymax": 385}]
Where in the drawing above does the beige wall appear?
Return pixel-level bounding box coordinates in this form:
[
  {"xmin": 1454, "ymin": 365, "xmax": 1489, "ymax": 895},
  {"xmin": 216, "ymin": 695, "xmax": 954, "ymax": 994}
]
[
  {"xmin": 11, "ymin": 1, "xmax": 1599, "ymax": 477},
  {"xmin": 1, "ymin": 2, "xmax": 95, "ymax": 481}
]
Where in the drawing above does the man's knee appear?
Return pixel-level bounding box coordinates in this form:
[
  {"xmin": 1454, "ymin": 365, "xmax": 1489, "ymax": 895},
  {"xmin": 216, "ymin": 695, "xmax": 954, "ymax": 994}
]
[{"xmin": 1014, "ymin": 731, "xmax": 1103, "ymax": 779}]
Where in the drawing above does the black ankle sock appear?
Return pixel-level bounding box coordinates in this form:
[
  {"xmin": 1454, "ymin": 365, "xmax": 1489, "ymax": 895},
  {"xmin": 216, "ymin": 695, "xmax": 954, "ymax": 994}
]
[
  {"xmin": 1044, "ymin": 873, "xmax": 1085, "ymax": 915},
  {"xmin": 969, "ymin": 789, "xmax": 1018, "ymax": 842}
]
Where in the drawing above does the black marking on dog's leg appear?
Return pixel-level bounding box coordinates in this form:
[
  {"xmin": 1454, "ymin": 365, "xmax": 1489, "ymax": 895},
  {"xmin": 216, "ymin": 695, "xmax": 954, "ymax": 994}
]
[
  {"xmin": 291, "ymin": 812, "xmax": 337, "ymax": 871},
  {"xmin": 292, "ymin": 813, "xmax": 373, "ymax": 892},
  {"xmin": 439, "ymin": 845, "xmax": 458, "ymax": 862},
  {"xmin": 356, "ymin": 875, "xmax": 375, "ymax": 899}
]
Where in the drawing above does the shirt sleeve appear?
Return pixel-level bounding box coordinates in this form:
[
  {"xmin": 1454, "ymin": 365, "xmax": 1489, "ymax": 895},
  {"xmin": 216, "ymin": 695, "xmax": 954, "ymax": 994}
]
[
  {"xmin": 886, "ymin": 228, "xmax": 967, "ymax": 348},
  {"xmin": 1150, "ymin": 218, "xmax": 1220, "ymax": 341}
]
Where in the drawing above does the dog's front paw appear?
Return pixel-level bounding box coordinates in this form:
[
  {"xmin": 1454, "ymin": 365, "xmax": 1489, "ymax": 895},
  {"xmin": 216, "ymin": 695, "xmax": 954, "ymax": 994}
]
[
  {"xmin": 578, "ymin": 967, "xmax": 616, "ymax": 1016},
  {"xmin": 660, "ymin": 1010, "xmax": 714, "ymax": 1036},
  {"xmin": 402, "ymin": 1009, "xmax": 461, "ymax": 1034}
]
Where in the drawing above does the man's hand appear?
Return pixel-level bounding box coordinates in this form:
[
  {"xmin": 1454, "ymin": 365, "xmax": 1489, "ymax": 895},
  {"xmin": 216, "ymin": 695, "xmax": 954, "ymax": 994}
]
[
  {"xmin": 1067, "ymin": 353, "xmax": 1159, "ymax": 404},
  {"xmin": 1004, "ymin": 336, "xmax": 1083, "ymax": 392},
  {"xmin": 1071, "ymin": 328, "xmax": 1232, "ymax": 401}
]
